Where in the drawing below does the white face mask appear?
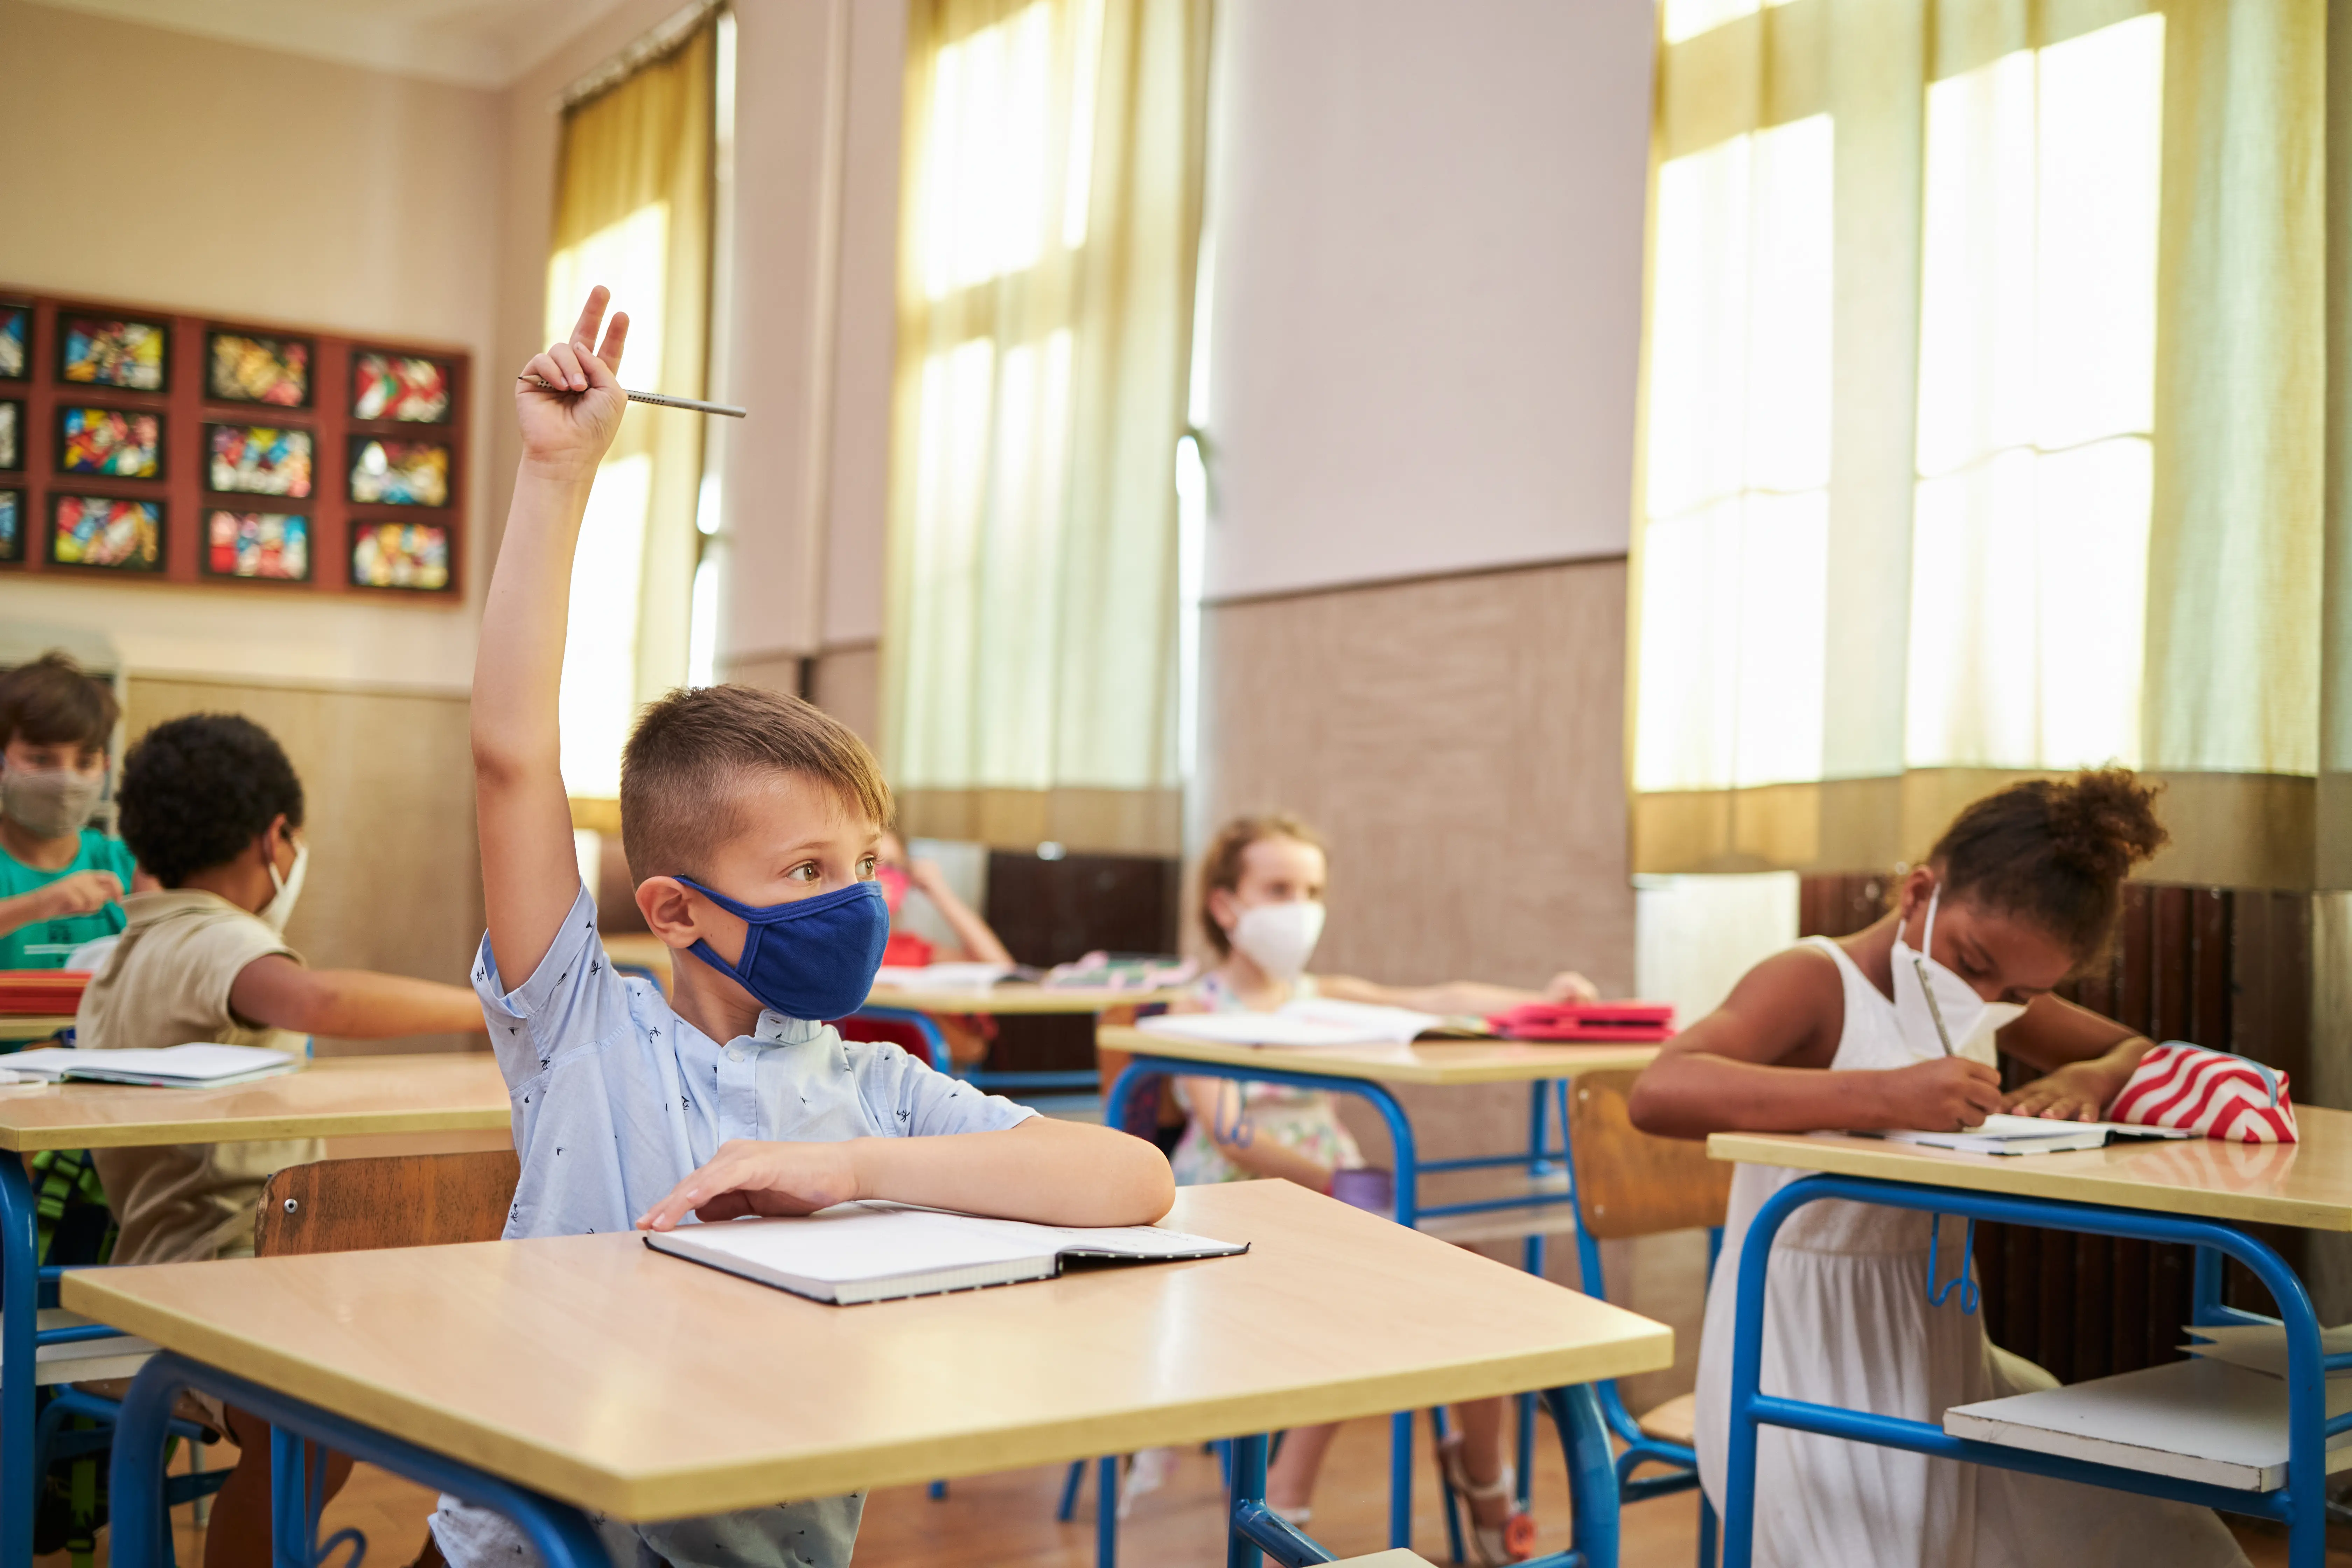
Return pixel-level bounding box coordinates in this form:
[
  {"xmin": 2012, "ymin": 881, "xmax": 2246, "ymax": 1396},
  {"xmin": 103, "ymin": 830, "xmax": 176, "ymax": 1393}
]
[
  {"xmin": 261, "ymin": 836, "xmax": 308, "ymax": 933},
  {"xmin": 1889, "ymin": 883, "xmax": 2024, "ymax": 1064},
  {"xmin": 1228, "ymin": 898, "xmax": 1325, "ymax": 983}
]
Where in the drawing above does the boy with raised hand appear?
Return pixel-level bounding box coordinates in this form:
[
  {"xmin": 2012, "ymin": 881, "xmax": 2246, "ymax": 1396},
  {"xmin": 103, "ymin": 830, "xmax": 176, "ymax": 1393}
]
[{"xmin": 443, "ymin": 287, "xmax": 1174, "ymax": 1568}]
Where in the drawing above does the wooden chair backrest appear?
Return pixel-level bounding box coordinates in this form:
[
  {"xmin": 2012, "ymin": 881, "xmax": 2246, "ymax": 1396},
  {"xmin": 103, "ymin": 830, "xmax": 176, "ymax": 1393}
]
[
  {"xmin": 1566, "ymin": 1070, "xmax": 1731, "ymax": 1240},
  {"xmin": 254, "ymin": 1149, "xmax": 520, "ymax": 1258}
]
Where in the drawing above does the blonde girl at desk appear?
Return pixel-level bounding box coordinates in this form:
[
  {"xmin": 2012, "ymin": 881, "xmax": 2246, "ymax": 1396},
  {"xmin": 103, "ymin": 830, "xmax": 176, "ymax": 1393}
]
[
  {"xmin": 1629, "ymin": 771, "xmax": 2247, "ymax": 1567},
  {"xmin": 1159, "ymin": 812, "xmax": 1597, "ymax": 1563}
]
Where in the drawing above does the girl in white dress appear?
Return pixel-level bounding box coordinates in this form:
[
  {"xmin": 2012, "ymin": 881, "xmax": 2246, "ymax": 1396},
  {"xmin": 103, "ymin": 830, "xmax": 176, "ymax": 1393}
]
[
  {"xmin": 1630, "ymin": 771, "xmax": 2248, "ymax": 1567},
  {"xmin": 1162, "ymin": 814, "xmax": 1599, "ymax": 1561}
]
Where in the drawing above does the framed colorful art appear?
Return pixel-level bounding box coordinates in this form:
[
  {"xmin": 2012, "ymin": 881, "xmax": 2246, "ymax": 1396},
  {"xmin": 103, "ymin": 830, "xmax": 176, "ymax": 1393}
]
[
  {"xmin": 0, "ymin": 489, "xmax": 22, "ymax": 564},
  {"xmin": 351, "ymin": 351, "xmax": 453, "ymax": 423},
  {"xmin": 58, "ymin": 405, "xmax": 164, "ymax": 479},
  {"xmin": 348, "ymin": 436, "xmax": 449, "ymax": 507},
  {"xmin": 58, "ymin": 312, "xmax": 168, "ymax": 392},
  {"xmin": 349, "ymin": 520, "xmax": 450, "ymax": 591},
  {"xmin": 0, "ymin": 400, "xmax": 19, "ymax": 471},
  {"xmin": 208, "ymin": 423, "xmax": 313, "ymax": 497},
  {"xmin": 203, "ymin": 509, "xmax": 310, "ymax": 582},
  {"xmin": 206, "ymin": 330, "xmax": 313, "ymax": 408},
  {"xmin": 48, "ymin": 494, "xmax": 164, "ymax": 572},
  {"xmin": 0, "ymin": 307, "xmax": 26, "ymax": 382}
]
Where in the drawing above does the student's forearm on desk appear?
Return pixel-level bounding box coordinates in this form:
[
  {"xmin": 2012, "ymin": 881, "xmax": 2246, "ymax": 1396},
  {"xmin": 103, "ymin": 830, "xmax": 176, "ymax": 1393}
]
[{"xmin": 1629, "ymin": 1050, "xmax": 2000, "ymax": 1139}]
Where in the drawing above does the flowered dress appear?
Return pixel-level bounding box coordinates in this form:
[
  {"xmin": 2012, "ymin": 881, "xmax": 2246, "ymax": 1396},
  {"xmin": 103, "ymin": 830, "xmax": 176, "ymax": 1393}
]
[{"xmin": 1167, "ymin": 973, "xmax": 1363, "ymax": 1185}]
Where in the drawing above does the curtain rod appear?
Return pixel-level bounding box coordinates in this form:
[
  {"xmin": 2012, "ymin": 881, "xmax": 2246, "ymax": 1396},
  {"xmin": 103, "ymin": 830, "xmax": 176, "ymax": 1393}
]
[{"xmin": 559, "ymin": 0, "xmax": 725, "ymax": 112}]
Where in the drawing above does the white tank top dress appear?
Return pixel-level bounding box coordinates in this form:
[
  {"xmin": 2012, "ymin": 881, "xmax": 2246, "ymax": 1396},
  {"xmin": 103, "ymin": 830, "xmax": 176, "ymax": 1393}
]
[{"xmin": 1691, "ymin": 937, "xmax": 2248, "ymax": 1568}]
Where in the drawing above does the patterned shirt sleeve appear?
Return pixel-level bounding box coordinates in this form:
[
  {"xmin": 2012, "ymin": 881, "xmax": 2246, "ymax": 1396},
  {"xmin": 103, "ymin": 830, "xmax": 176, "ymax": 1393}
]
[
  {"xmin": 469, "ymin": 883, "xmax": 635, "ymax": 1092},
  {"xmin": 852, "ymin": 1040, "xmax": 1039, "ymax": 1139}
]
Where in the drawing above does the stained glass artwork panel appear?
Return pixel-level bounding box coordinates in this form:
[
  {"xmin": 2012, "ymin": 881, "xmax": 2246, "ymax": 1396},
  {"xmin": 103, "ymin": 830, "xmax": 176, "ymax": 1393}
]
[
  {"xmin": 50, "ymin": 496, "xmax": 163, "ymax": 570},
  {"xmin": 350, "ymin": 521, "xmax": 450, "ymax": 591},
  {"xmin": 0, "ymin": 490, "xmax": 21, "ymax": 563},
  {"xmin": 59, "ymin": 315, "xmax": 166, "ymax": 391},
  {"xmin": 349, "ymin": 438, "xmax": 449, "ymax": 506},
  {"xmin": 205, "ymin": 510, "xmax": 309, "ymax": 581},
  {"xmin": 58, "ymin": 406, "xmax": 163, "ymax": 479},
  {"xmin": 0, "ymin": 308, "xmax": 25, "ymax": 380},
  {"xmin": 208, "ymin": 424, "xmax": 313, "ymax": 498},
  {"xmin": 352, "ymin": 352, "xmax": 452, "ymax": 422},
  {"xmin": 0, "ymin": 402, "xmax": 19, "ymax": 471},
  {"xmin": 207, "ymin": 331, "xmax": 312, "ymax": 407}
]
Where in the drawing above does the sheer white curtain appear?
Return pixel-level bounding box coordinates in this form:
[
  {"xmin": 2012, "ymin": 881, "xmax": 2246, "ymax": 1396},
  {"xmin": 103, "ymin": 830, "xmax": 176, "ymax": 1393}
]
[
  {"xmin": 1631, "ymin": 0, "xmax": 2324, "ymax": 884},
  {"xmin": 883, "ymin": 0, "xmax": 1211, "ymax": 854}
]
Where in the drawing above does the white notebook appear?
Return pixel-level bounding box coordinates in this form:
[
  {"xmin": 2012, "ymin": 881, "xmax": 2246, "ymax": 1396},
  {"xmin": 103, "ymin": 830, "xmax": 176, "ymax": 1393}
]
[
  {"xmin": 644, "ymin": 1202, "xmax": 1249, "ymax": 1305},
  {"xmin": 0, "ymin": 1043, "xmax": 300, "ymax": 1088},
  {"xmin": 1855, "ymin": 1113, "xmax": 2198, "ymax": 1156},
  {"xmin": 1138, "ymin": 998, "xmax": 1452, "ymax": 1049}
]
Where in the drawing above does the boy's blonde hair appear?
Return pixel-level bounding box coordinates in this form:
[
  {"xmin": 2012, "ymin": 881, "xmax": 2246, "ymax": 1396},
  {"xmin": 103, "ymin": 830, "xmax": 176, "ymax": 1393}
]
[
  {"xmin": 620, "ymin": 685, "xmax": 892, "ymax": 883},
  {"xmin": 1196, "ymin": 812, "xmax": 1325, "ymax": 957}
]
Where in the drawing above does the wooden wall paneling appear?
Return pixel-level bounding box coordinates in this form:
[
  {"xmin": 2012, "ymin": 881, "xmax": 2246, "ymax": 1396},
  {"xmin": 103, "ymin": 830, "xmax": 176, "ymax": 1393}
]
[{"xmin": 124, "ymin": 676, "xmax": 484, "ymax": 1057}]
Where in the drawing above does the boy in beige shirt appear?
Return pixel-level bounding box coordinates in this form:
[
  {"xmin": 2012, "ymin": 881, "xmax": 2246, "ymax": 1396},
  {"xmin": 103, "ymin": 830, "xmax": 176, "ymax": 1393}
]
[{"xmin": 74, "ymin": 711, "xmax": 483, "ymax": 1568}]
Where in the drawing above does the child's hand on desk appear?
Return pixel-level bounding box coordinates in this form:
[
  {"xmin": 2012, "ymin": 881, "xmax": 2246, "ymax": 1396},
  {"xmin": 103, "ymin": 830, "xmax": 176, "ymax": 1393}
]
[
  {"xmin": 635, "ymin": 1138, "xmax": 862, "ymax": 1230},
  {"xmin": 1872, "ymin": 1056, "xmax": 2003, "ymax": 1131},
  {"xmin": 2004, "ymin": 1062, "xmax": 2122, "ymax": 1123},
  {"xmin": 1544, "ymin": 971, "xmax": 1601, "ymax": 1004},
  {"xmin": 516, "ymin": 286, "xmax": 631, "ymax": 481}
]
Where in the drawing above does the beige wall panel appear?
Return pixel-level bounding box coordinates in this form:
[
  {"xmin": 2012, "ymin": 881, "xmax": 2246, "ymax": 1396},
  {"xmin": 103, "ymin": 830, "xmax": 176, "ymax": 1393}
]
[
  {"xmin": 125, "ymin": 678, "xmax": 485, "ymax": 1059},
  {"xmin": 814, "ymin": 644, "xmax": 882, "ymax": 747},
  {"xmin": 1200, "ymin": 558, "xmax": 1635, "ymax": 993}
]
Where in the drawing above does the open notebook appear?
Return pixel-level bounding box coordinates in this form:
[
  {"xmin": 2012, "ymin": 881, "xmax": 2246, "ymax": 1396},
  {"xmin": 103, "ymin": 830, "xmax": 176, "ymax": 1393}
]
[
  {"xmin": 1851, "ymin": 1113, "xmax": 2198, "ymax": 1155},
  {"xmin": 0, "ymin": 1043, "xmax": 300, "ymax": 1088},
  {"xmin": 644, "ymin": 1202, "xmax": 1249, "ymax": 1305}
]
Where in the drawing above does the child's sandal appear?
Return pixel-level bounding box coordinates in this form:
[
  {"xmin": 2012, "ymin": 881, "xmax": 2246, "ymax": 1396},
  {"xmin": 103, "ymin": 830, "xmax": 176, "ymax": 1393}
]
[{"xmin": 1435, "ymin": 1434, "xmax": 1537, "ymax": 1566}]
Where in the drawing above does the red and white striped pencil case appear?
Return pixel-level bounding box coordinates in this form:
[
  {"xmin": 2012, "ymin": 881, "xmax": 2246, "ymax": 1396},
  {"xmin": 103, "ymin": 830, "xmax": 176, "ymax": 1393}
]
[{"xmin": 2107, "ymin": 1042, "xmax": 2297, "ymax": 1143}]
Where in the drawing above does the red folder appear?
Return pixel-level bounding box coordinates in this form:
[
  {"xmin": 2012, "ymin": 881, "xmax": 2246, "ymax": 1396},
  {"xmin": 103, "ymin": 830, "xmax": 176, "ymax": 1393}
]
[
  {"xmin": 0, "ymin": 970, "xmax": 89, "ymax": 1016},
  {"xmin": 1488, "ymin": 1001, "xmax": 1675, "ymax": 1043}
]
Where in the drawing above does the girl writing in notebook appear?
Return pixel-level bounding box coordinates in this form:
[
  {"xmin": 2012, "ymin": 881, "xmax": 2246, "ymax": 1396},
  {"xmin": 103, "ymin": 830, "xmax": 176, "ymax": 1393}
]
[
  {"xmin": 1157, "ymin": 813, "xmax": 1598, "ymax": 1561},
  {"xmin": 1629, "ymin": 770, "xmax": 2247, "ymax": 1567}
]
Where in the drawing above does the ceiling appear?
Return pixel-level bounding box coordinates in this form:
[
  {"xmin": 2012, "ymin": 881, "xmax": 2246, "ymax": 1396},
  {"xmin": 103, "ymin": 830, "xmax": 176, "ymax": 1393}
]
[{"xmin": 28, "ymin": 0, "xmax": 637, "ymax": 89}]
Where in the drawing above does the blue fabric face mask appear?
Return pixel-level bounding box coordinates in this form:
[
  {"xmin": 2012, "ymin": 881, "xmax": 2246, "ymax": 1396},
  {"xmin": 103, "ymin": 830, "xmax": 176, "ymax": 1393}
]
[{"xmin": 673, "ymin": 876, "xmax": 891, "ymax": 1022}]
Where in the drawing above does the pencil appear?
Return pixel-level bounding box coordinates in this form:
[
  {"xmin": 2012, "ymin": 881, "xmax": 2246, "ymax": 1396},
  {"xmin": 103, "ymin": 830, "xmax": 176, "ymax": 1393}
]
[{"xmin": 518, "ymin": 374, "xmax": 747, "ymax": 419}]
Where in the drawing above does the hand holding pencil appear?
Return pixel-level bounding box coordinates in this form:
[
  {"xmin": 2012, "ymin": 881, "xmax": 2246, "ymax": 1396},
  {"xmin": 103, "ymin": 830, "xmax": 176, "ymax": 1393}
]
[{"xmin": 513, "ymin": 287, "xmax": 633, "ymax": 482}]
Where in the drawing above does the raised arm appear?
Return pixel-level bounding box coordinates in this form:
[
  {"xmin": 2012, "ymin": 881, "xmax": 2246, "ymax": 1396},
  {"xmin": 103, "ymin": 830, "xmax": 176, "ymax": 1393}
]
[
  {"xmin": 474, "ymin": 288, "xmax": 630, "ymax": 985},
  {"xmin": 906, "ymin": 858, "xmax": 1014, "ymax": 966}
]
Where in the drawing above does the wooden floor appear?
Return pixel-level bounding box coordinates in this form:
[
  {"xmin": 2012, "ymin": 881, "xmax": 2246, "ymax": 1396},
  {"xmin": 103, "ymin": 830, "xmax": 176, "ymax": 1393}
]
[{"xmin": 31, "ymin": 1411, "xmax": 2349, "ymax": 1568}]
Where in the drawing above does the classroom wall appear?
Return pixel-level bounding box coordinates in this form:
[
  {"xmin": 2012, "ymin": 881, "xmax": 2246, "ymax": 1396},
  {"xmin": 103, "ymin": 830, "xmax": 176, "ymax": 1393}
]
[{"xmin": 0, "ymin": 0, "xmax": 503, "ymax": 1024}]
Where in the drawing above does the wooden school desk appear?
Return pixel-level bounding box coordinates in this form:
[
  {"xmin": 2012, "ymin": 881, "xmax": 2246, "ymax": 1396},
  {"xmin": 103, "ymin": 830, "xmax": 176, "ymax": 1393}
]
[
  {"xmin": 78, "ymin": 1178, "xmax": 1674, "ymax": 1568},
  {"xmin": 1707, "ymin": 1108, "xmax": 2352, "ymax": 1567},
  {"xmin": 0, "ymin": 1052, "xmax": 511, "ymax": 1568},
  {"xmin": 1097, "ymin": 1025, "xmax": 1661, "ymax": 1550}
]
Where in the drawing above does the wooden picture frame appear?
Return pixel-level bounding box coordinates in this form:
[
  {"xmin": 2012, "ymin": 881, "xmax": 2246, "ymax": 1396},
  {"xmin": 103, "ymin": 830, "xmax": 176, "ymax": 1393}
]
[{"xmin": 57, "ymin": 311, "xmax": 169, "ymax": 392}]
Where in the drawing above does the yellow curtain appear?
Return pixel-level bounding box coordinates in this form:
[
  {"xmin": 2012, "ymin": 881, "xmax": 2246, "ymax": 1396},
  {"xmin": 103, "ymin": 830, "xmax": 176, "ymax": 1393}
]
[
  {"xmin": 881, "ymin": 0, "xmax": 1212, "ymax": 855},
  {"xmin": 1629, "ymin": 0, "xmax": 2330, "ymax": 889},
  {"xmin": 546, "ymin": 21, "xmax": 715, "ymax": 802}
]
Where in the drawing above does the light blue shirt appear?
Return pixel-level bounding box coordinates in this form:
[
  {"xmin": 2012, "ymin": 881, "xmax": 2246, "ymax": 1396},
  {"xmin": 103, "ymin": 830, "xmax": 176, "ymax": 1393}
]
[{"xmin": 432, "ymin": 884, "xmax": 1035, "ymax": 1568}]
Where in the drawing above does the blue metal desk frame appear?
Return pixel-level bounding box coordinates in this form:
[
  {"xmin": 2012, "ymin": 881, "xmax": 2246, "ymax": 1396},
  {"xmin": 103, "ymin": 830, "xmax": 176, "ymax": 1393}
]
[
  {"xmin": 1106, "ymin": 1057, "xmax": 1588, "ymax": 1556},
  {"xmin": 99, "ymin": 1349, "xmax": 1629, "ymax": 1568},
  {"xmin": 1722, "ymin": 1173, "xmax": 2348, "ymax": 1568}
]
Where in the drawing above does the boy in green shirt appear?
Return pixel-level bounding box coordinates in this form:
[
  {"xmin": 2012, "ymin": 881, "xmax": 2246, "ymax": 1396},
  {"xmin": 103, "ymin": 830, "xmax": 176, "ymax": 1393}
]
[{"xmin": 0, "ymin": 652, "xmax": 139, "ymax": 970}]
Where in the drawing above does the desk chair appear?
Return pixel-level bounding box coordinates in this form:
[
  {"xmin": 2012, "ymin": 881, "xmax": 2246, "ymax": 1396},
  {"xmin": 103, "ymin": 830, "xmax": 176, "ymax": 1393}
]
[
  {"xmin": 1544, "ymin": 1070, "xmax": 1727, "ymax": 1567},
  {"xmin": 251, "ymin": 1150, "xmax": 523, "ymax": 1568}
]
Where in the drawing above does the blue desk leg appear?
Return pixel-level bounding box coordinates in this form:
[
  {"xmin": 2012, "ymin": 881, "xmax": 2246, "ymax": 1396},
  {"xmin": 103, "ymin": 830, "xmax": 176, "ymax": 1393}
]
[
  {"xmin": 2, "ymin": 1154, "xmax": 36, "ymax": 1568},
  {"xmin": 1722, "ymin": 1176, "xmax": 2333, "ymax": 1568},
  {"xmin": 110, "ymin": 1353, "xmax": 608, "ymax": 1568},
  {"xmin": 1544, "ymin": 1383, "xmax": 1621, "ymax": 1568},
  {"xmin": 1096, "ymin": 1453, "xmax": 1118, "ymax": 1568}
]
